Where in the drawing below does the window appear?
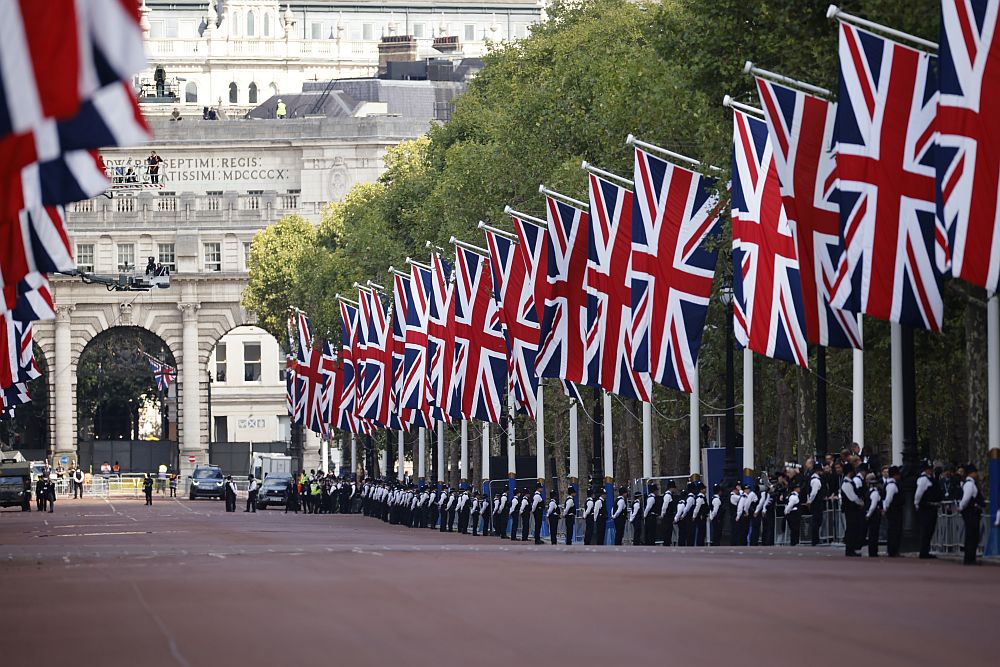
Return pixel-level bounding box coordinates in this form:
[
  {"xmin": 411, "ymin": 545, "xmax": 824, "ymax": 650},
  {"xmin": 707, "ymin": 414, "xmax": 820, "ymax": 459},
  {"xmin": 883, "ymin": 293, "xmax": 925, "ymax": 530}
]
[
  {"xmin": 413, "ymin": 23, "xmax": 425, "ymax": 38},
  {"xmin": 434, "ymin": 101, "xmax": 454, "ymax": 121},
  {"xmin": 157, "ymin": 243, "xmax": 175, "ymax": 272},
  {"xmin": 246, "ymin": 11, "xmax": 255, "ymax": 37},
  {"xmin": 311, "ymin": 22, "xmax": 322, "ymax": 39},
  {"xmin": 149, "ymin": 20, "xmax": 165, "ymax": 39},
  {"xmin": 278, "ymin": 415, "xmax": 290, "ymax": 441},
  {"xmin": 264, "ymin": 12, "xmax": 271, "ymax": 37},
  {"xmin": 362, "ymin": 23, "xmax": 374, "ymax": 40},
  {"xmin": 464, "ymin": 24, "xmax": 476, "ymax": 41},
  {"xmin": 206, "ymin": 190, "xmax": 223, "ymax": 211},
  {"xmin": 243, "ymin": 342, "xmax": 261, "ymax": 382},
  {"xmin": 76, "ymin": 243, "xmax": 94, "ymax": 272},
  {"xmin": 248, "ymin": 82, "xmax": 258, "ymax": 104},
  {"xmin": 204, "ymin": 242, "xmax": 221, "ymax": 272},
  {"xmin": 228, "ymin": 82, "xmax": 238, "ymax": 104},
  {"xmin": 166, "ymin": 17, "xmax": 179, "ymax": 39},
  {"xmin": 215, "ymin": 342, "xmax": 227, "ymax": 382},
  {"xmin": 243, "ymin": 242, "xmax": 252, "ymax": 271},
  {"xmin": 231, "ymin": 11, "xmax": 240, "ymax": 37},
  {"xmin": 213, "ymin": 416, "xmax": 228, "ymax": 443},
  {"xmin": 185, "ymin": 81, "xmax": 197, "ymax": 103},
  {"xmin": 117, "ymin": 243, "xmax": 135, "ymax": 271},
  {"xmin": 278, "ymin": 347, "xmax": 287, "ymax": 381}
]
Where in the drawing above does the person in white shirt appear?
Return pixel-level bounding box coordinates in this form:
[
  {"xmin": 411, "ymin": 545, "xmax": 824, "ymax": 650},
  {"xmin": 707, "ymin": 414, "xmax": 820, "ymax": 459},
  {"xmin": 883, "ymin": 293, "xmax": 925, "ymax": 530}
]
[
  {"xmin": 914, "ymin": 461, "xmax": 940, "ymax": 559},
  {"xmin": 563, "ymin": 487, "xmax": 577, "ymax": 545},
  {"xmin": 498, "ymin": 491, "xmax": 510, "ymax": 539},
  {"xmin": 612, "ymin": 488, "xmax": 628, "ymax": 545},
  {"xmin": 864, "ymin": 473, "xmax": 882, "ymax": 558},
  {"xmin": 643, "ymin": 483, "xmax": 660, "ymax": 546},
  {"xmin": 531, "ymin": 485, "xmax": 545, "ymax": 544},
  {"xmin": 546, "ymin": 492, "xmax": 560, "ymax": 545},
  {"xmin": 708, "ymin": 485, "xmax": 723, "ymax": 546},
  {"xmin": 784, "ymin": 483, "xmax": 802, "ymax": 546},
  {"xmin": 882, "ymin": 466, "xmax": 903, "ymax": 556},
  {"xmin": 629, "ymin": 493, "xmax": 643, "ymax": 545},
  {"xmin": 840, "ymin": 464, "xmax": 865, "ymax": 557},
  {"xmin": 594, "ymin": 490, "xmax": 608, "ymax": 545},
  {"xmin": 958, "ymin": 465, "xmax": 983, "ymax": 566},
  {"xmin": 518, "ymin": 492, "xmax": 531, "ymax": 541},
  {"xmin": 582, "ymin": 491, "xmax": 596, "ymax": 545},
  {"xmin": 245, "ymin": 475, "xmax": 259, "ymax": 513}
]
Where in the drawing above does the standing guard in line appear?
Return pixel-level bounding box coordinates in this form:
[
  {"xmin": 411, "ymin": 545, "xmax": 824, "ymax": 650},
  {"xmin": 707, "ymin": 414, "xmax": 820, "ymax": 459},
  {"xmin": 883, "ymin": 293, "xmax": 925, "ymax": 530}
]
[
  {"xmin": 708, "ymin": 485, "xmax": 723, "ymax": 545},
  {"xmin": 883, "ymin": 466, "xmax": 903, "ymax": 557},
  {"xmin": 672, "ymin": 488, "xmax": 688, "ymax": 546},
  {"xmin": 582, "ymin": 490, "xmax": 596, "ymax": 545},
  {"xmin": 807, "ymin": 460, "xmax": 826, "ymax": 546},
  {"xmin": 594, "ymin": 489, "xmax": 608, "ymax": 545},
  {"xmin": 755, "ymin": 482, "xmax": 772, "ymax": 547},
  {"xmin": 629, "ymin": 492, "xmax": 643, "ymax": 545},
  {"xmin": 470, "ymin": 492, "xmax": 481, "ymax": 536},
  {"xmin": 437, "ymin": 488, "xmax": 448, "ymax": 532},
  {"xmin": 547, "ymin": 491, "xmax": 560, "ymax": 544},
  {"xmin": 958, "ymin": 464, "xmax": 983, "ymax": 566},
  {"xmin": 612, "ymin": 487, "xmax": 627, "ymax": 545},
  {"xmin": 784, "ymin": 482, "xmax": 801, "ymax": 546},
  {"xmin": 914, "ymin": 461, "xmax": 940, "ymax": 559},
  {"xmin": 691, "ymin": 482, "xmax": 708, "ymax": 546},
  {"xmin": 677, "ymin": 483, "xmax": 697, "ymax": 546},
  {"xmin": 72, "ymin": 467, "xmax": 84, "ymax": 499},
  {"xmin": 732, "ymin": 483, "xmax": 750, "ymax": 546},
  {"xmin": 563, "ymin": 487, "xmax": 577, "ymax": 545},
  {"xmin": 457, "ymin": 489, "xmax": 469, "ymax": 534},
  {"xmin": 532, "ymin": 484, "xmax": 545, "ymax": 545},
  {"xmin": 508, "ymin": 491, "xmax": 521, "ymax": 540},
  {"xmin": 745, "ymin": 482, "xmax": 760, "ymax": 546},
  {"xmin": 519, "ymin": 491, "xmax": 531, "ymax": 541},
  {"xmin": 660, "ymin": 480, "xmax": 678, "ymax": 546},
  {"xmin": 447, "ymin": 488, "xmax": 459, "ymax": 532},
  {"xmin": 246, "ymin": 475, "xmax": 258, "ymax": 513},
  {"xmin": 143, "ymin": 473, "xmax": 154, "ymax": 507},
  {"xmin": 498, "ymin": 490, "xmax": 510, "ymax": 539},
  {"xmin": 864, "ymin": 473, "xmax": 882, "ymax": 558},
  {"xmin": 840, "ymin": 464, "xmax": 864, "ymax": 557},
  {"xmin": 643, "ymin": 483, "xmax": 660, "ymax": 546}
]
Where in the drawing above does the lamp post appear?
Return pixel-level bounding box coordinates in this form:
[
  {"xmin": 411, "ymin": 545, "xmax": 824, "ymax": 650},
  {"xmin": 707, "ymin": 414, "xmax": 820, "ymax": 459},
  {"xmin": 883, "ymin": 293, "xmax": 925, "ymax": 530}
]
[{"xmin": 718, "ymin": 284, "xmax": 738, "ymax": 492}]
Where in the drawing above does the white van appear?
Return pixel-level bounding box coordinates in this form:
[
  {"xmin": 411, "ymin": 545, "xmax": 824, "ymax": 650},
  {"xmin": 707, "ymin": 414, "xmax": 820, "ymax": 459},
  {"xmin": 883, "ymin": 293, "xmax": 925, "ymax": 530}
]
[{"xmin": 250, "ymin": 453, "xmax": 291, "ymax": 482}]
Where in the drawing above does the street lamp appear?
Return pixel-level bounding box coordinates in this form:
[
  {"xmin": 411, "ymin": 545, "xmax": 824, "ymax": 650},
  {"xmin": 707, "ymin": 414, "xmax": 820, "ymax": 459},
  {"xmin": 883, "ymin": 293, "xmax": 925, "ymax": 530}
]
[{"xmin": 718, "ymin": 283, "xmax": 738, "ymax": 493}]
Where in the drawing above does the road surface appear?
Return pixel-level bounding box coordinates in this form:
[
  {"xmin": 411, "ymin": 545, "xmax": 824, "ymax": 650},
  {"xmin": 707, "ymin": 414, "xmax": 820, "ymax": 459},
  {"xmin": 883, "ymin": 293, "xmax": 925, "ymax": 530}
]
[{"xmin": 1, "ymin": 497, "xmax": 995, "ymax": 666}]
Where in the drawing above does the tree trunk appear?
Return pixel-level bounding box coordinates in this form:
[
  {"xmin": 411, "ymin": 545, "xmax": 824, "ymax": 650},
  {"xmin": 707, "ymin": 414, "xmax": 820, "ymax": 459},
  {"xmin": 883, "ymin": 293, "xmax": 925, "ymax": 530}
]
[
  {"xmin": 965, "ymin": 287, "xmax": 988, "ymax": 466},
  {"xmin": 796, "ymin": 363, "xmax": 815, "ymax": 463}
]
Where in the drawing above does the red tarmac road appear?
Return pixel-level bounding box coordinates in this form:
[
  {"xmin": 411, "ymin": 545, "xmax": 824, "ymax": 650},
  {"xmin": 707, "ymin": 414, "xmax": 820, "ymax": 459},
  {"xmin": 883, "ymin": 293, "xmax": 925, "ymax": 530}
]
[{"xmin": 0, "ymin": 497, "xmax": 996, "ymax": 667}]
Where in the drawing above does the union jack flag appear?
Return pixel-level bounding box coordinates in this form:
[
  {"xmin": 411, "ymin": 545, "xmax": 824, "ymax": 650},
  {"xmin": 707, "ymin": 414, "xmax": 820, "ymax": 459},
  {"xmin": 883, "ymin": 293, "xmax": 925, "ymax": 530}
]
[
  {"xmin": 1, "ymin": 312, "xmax": 39, "ymax": 390},
  {"xmin": 938, "ymin": 0, "xmax": 1000, "ymax": 292},
  {"xmin": 357, "ymin": 288, "xmax": 393, "ymax": 426},
  {"xmin": 388, "ymin": 275, "xmax": 414, "ymax": 431},
  {"xmin": 284, "ymin": 311, "xmax": 297, "ymax": 418},
  {"xmin": 338, "ymin": 301, "xmax": 362, "ymax": 434},
  {"xmin": 450, "ymin": 245, "xmax": 507, "ymax": 423},
  {"xmin": 294, "ymin": 314, "xmax": 328, "ymax": 430},
  {"xmin": 4, "ymin": 272, "xmax": 55, "ymax": 323},
  {"xmin": 426, "ymin": 253, "xmax": 455, "ymax": 424},
  {"xmin": 315, "ymin": 340, "xmax": 339, "ymax": 437},
  {"xmin": 755, "ymin": 78, "xmax": 862, "ymax": 349},
  {"xmin": 146, "ymin": 355, "xmax": 176, "ymax": 394},
  {"xmin": 536, "ymin": 196, "xmax": 590, "ymax": 384},
  {"xmin": 0, "ymin": 381, "xmax": 30, "ymax": 419},
  {"xmin": 0, "ymin": 207, "xmax": 73, "ymax": 309},
  {"xmin": 586, "ymin": 173, "xmax": 650, "ymax": 400},
  {"xmin": 484, "ymin": 222, "xmax": 539, "ymax": 418},
  {"xmin": 403, "ymin": 263, "xmax": 432, "ymax": 422},
  {"xmin": 731, "ymin": 110, "xmax": 808, "ymax": 367},
  {"xmin": 630, "ymin": 146, "xmax": 722, "ymax": 392},
  {"xmin": 831, "ymin": 23, "xmax": 943, "ymax": 331}
]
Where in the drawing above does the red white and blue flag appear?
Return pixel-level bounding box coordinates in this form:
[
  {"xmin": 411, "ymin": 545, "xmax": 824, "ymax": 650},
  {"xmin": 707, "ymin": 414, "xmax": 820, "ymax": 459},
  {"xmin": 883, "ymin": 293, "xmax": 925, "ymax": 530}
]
[
  {"xmin": 426, "ymin": 253, "xmax": 456, "ymax": 424},
  {"xmin": 293, "ymin": 314, "xmax": 326, "ymax": 430},
  {"xmin": 284, "ymin": 311, "xmax": 297, "ymax": 418},
  {"xmin": 389, "ymin": 274, "xmax": 416, "ymax": 431},
  {"xmin": 402, "ymin": 263, "xmax": 433, "ymax": 424},
  {"xmin": 357, "ymin": 288, "xmax": 393, "ymax": 427},
  {"xmin": 315, "ymin": 340, "xmax": 339, "ymax": 437},
  {"xmin": 586, "ymin": 173, "xmax": 650, "ymax": 400},
  {"xmin": 4, "ymin": 272, "xmax": 55, "ymax": 324},
  {"xmin": 338, "ymin": 301, "xmax": 362, "ymax": 434},
  {"xmin": 0, "ymin": 207, "xmax": 73, "ymax": 312},
  {"xmin": 1, "ymin": 311, "xmax": 39, "ymax": 390},
  {"xmin": 755, "ymin": 78, "xmax": 862, "ymax": 349},
  {"xmin": 731, "ymin": 110, "xmax": 808, "ymax": 367},
  {"xmin": 146, "ymin": 354, "xmax": 176, "ymax": 394},
  {"xmin": 0, "ymin": 382, "xmax": 30, "ymax": 419},
  {"xmin": 630, "ymin": 147, "xmax": 722, "ymax": 391},
  {"xmin": 536, "ymin": 196, "xmax": 590, "ymax": 384},
  {"xmin": 831, "ymin": 23, "xmax": 943, "ymax": 331},
  {"xmin": 937, "ymin": 0, "xmax": 1000, "ymax": 293},
  {"xmin": 450, "ymin": 245, "xmax": 507, "ymax": 423}
]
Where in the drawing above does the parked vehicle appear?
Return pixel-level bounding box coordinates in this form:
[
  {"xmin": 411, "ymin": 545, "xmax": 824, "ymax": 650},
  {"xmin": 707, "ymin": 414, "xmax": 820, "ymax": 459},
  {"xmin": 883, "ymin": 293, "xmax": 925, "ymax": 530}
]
[
  {"xmin": 188, "ymin": 465, "xmax": 225, "ymax": 500},
  {"xmin": 0, "ymin": 458, "xmax": 32, "ymax": 511},
  {"xmin": 250, "ymin": 453, "xmax": 291, "ymax": 483},
  {"xmin": 256, "ymin": 473, "xmax": 292, "ymax": 509}
]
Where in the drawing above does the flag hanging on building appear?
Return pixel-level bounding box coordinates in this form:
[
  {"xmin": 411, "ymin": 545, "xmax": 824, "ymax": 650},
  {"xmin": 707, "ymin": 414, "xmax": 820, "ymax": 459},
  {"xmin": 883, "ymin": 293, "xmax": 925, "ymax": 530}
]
[
  {"xmin": 426, "ymin": 253, "xmax": 456, "ymax": 424},
  {"xmin": 629, "ymin": 146, "xmax": 722, "ymax": 392},
  {"xmin": 450, "ymin": 245, "xmax": 507, "ymax": 423},
  {"xmin": 831, "ymin": 22, "xmax": 943, "ymax": 331},
  {"xmin": 536, "ymin": 195, "xmax": 590, "ymax": 384},
  {"xmin": 1, "ymin": 312, "xmax": 40, "ymax": 390},
  {"xmin": 755, "ymin": 77, "xmax": 862, "ymax": 349},
  {"xmin": 338, "ymin": 301, "xmax": 362, "ymax": 434},
  {"xmin": 357, "ymin": 288, "xmax": 393, "ymax": 426},
  {"xmin": 484, "ymin": 221, "xmax": 540, "ymax": 418},
  {"xmin": 145, "ymin": 354, "xmax": 176, "ymax": 394},
  {"xmin": 585, "ymin": 172, "xmax": 650, "ymax": 400},
  {"xmin": 731, "ymin": 109, "xmax": 808, "ymax": 367},
  {"xmin": 938, "ymin": 0, "xmax": 1000, "ymax": 293}
]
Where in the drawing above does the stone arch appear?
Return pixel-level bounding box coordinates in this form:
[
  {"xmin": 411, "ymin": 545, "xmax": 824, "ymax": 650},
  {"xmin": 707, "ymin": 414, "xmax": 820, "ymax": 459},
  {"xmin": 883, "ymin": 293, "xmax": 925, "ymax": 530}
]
[
  {"xmin": 228, "ymin": 82, "xmax": 238, "ymax": 104},
  {"xmin": 248, "ymin": 82, "xmax": 258, "ymax": 104},
  {"xmin": 264, "ymin": 11, "xmax": 271, "ymax": 37},
  {"xmin": 247, "ymin": 9, "xmax": 256, "ymax": 37},
  {"xmin": 185, "ymin": 81, "xmax": 198, "ymax": 104}
]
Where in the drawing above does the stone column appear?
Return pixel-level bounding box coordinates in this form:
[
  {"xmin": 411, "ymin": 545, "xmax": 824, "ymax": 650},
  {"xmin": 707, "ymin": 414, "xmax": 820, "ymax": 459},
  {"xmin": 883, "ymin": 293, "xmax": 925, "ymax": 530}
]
[
  {"xmin": 53, "ymin": 305, "xmax": 76, "ymax": 463},
  {"xmin": 178, "ymin": 303, "xmax": 202, "ymax": 477}
]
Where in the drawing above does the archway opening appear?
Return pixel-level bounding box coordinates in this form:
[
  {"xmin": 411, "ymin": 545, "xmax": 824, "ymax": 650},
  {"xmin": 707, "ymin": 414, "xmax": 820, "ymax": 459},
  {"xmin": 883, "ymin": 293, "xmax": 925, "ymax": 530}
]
[{"xmin": 76, "ymin": 327, "xmax": 178, "ymax": 473}]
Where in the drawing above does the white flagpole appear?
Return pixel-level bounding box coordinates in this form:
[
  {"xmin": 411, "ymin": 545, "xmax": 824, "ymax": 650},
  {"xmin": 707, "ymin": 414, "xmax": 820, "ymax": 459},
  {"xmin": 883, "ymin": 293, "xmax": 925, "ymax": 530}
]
[
  {"xmin": 690, "ymin": 363, "xmax": 701, "ymax": 475},
  {"xmin": 507, "ymin": 388, "xmax": 516, "ymax": 494},
  {"xmin": 743, "ymin": 349, "xmax": 754, "ymax": 474},
  {"xmin": 321, "ymin": 437, "xmax": 329, "ymax": 475},
  {"xmin": 852, "ymin": 316, "xmax": 864, "ymax": 448},
  {"xmin": 891, "ymin": 322, "xmax": 903, "ymax": 465},
  {"xmin": 603, "ymin": 391, "xmax": 613, "ymax": 483},
  {"xmin": 397, "ymin": 430, "xmax": 405, "ymax": 482},
  {"xmin": 350, "ymin": 434, "xmax": 357, "ymax": 480},
  {"xmin": 569, "ymin": 396, "xmax": 579, "ymax": 482},
  {"xmin": 460, "ymin": 419, "xmax": 469, "ymax": 487},
  {"xmin": 536, "ymin": 384, "xmax": 545, "ymax": 486},
  {"xmin": 642, "ymin": 401, "xmax": 652, "ymax": 480},
  {"xmin": 417, "ymin": 426, "xmax": 426, "ymax": 485},
  {"xmin": 437, "ymin": 425, "xmax": 445, "ymax": 487}
]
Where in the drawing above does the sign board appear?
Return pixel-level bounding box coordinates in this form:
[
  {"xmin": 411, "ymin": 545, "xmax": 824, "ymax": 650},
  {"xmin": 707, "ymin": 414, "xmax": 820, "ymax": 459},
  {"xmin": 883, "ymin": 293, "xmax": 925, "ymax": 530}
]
[
  {"xmin": 187, "ymin": 455, "xmax": 197, "ymax": 464},
  {"xmin": 60, "ymin": 456, "xmax": 69, "ymax": 465}
]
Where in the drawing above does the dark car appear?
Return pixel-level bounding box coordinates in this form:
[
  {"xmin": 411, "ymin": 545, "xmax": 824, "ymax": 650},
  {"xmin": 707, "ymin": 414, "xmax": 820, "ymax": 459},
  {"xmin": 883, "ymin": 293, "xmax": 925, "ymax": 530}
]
[
  {"xmin": 0, "ymin": 460, "xmax": 31, "ymax": 511},
  {"xmin": 188, "ymin": 465, "xmax": 225, "ymax": 500},
  {"xmin": 256, "ymin": 473, "xmax": 292, "ymax": 510}
]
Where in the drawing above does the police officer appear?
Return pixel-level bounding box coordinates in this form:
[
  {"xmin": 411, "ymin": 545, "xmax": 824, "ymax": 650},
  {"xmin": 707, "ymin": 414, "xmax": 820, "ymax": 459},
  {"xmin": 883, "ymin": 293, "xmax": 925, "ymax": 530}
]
[
  {"xmin": 245, "ymin": 475, "xmax": 258, "ymax": 513},
  {"xmin": 497, "ymin": 490, "xmax": 510, "ymax": 539},
  {"xmin": 840, "ymin": 464, "xmax": 864, "ymax": 557},
  {"xmin": 508, "ymin": 491, "xmax": 521, "ymax": 540},
  {"xmin": 882, "ymin": 466, "xmax": 903, "ymax": 557},
  {"xmin": 691, "ymin": 482, "xmax": 708, "ymax": 546},
  {"xmin": 958, "ymin": 464, "xmax": 983, "ymax": 565},
  {"xmin": 582, "ymin": 490, "xmax": 596, "ymax": 545},
  {"xmin": 35, "ymin": 474, "xmax": 46, "ymax": 512},
  {"xmin": 471, "ymin": 492, "xmax": 482, "ymax": 536},
  {"xmin": 143, "ymin": 473, "xmax": 154, "ymax": 506},
  {"xmin": 629, "ymin": 492, "xmax": 643, "ymax": 545},
  {"xmin": 708, "ymin": 484, "xmax": 723, "ymax": 545},
  {"xmin": 863, "ymin": 473, "xmax": 881, "ymax": 557},
  {"xmin": 612, "ymin": 487, "xmax": 627, "ymax": 545},
  {"xmin": 594, "ymin": 489, "xmax": 608, "ymax": 545},
  {"xmin": 44, "ymin": 475, "xmax": 56, "ymax": 513},
  {"xmin": 563, "ymin": 487, "xmax": 577, "ymax": 545},
  {"xmin": 518, "ymin": 490, "xmax": 531, "ymax": 541},
  {"xmin": 914, "ymin": 461, "xmax": 940, "ymax": 559},
  {"xmin": 659, "ymin": 481, "xmax": 677, "ymax": 546},
  {"xmin": 72, "ymin": 467, "xmax": 84, "ymax": 499},
  {"xmin": 784, "ymin": 482, "xmax": 801, "ymax": 546},
  {"xmin": 225, "ymin": 475, "xmax": 239, "ymax": 512},
  {"xmin": 531, "ymin": 484, "xmax": 545, "ymax": 544},
  {"xmin": 643, "ymin": 483, "xmax": 661, "ymax": 546},
  {"xmin": 807, "ymin": 460, "xmax": 826, "ymax": 546},
  {"xmin": 546, "ymin": 490, "xmax": 560, "ymax": 545}
]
